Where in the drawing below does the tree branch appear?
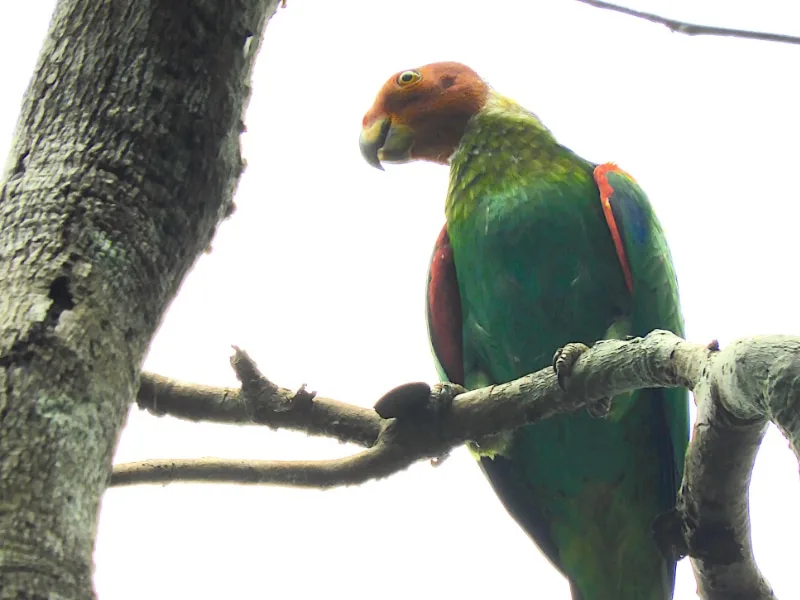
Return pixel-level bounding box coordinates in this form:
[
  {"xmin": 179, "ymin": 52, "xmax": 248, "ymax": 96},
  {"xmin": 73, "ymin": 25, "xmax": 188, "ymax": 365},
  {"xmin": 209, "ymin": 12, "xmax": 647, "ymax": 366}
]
[
  {"xmin": 127, "ymin": 329, "xmax": 698, "ymax": 472},
  {"xmin": 136, "ymin": 347, "xmax": 382, "ymax": 447},
  {"xmin": 115, "ymin": 330, "xmax": 800, "ymax": 599},
  {"xmin": 111, "ymin": 441, "xmax": 404, "ymax": 488},
  {"xmin": 574, "ymin": 0, "xmax": 800, "ymax": 46},
  {"xmin": 118, "ymin": 331, "xmax": 691, "ymax": 488},
  {"xmin": 679, "ymin": 336, "xmax": 799, "ymax": 599}
]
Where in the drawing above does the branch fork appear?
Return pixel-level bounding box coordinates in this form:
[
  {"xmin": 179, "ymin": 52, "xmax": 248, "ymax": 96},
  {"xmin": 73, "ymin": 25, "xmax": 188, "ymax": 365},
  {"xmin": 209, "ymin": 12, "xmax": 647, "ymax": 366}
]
[{"xmin": 116, "ymin": 330, "xmax": 800, "ymax": 599}]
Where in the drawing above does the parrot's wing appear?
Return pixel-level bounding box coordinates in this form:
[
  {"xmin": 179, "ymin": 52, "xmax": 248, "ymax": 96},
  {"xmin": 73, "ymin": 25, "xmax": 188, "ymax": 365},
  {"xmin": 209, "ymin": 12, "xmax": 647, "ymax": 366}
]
[
  {"xmin": 593, "ymin": 162, "xmax": 689, "ymax": 485},
  {"xmin": 426, "ymin": 224, "xmax": 566, "ymax": 577},
  {"xmin": 426, "ymin": 225, "xmax": 464, "ymax": 385},
  {"xmin": 595, "ymin": 163, "xmax": 689, "ymax": 595}
]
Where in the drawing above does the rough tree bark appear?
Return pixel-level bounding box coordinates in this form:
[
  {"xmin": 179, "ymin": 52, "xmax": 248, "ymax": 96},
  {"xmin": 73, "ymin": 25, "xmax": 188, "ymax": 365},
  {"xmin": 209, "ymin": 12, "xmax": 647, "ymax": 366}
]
[{"xmin": 0, "ymin": 1, "xmax": 281, "ymax": 598}]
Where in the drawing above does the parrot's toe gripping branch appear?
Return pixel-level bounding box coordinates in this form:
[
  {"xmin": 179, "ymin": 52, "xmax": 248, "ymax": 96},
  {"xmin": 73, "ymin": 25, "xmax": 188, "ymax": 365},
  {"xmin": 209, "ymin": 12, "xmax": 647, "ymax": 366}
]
[
  {"xmin": 553, "ymin": 342, "xmax": 611, "ymax": 418},
  {"xmin": 552, "ymin": 343, "xmax": 591, "ymax": 390},
  {"xmin": 430, "ymin": 382, "xmax": 466, "ymax": 414}
]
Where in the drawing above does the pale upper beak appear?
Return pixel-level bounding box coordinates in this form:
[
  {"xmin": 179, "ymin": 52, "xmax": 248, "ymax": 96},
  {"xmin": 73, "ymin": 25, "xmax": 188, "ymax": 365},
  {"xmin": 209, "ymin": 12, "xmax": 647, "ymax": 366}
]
[
  {"xmin": 359, "ymin": 115, "xmax": 414, "ymax": 170},
  {"xmin": 359, "ymin": 116, "xmax": 390, "ymax": 171}
]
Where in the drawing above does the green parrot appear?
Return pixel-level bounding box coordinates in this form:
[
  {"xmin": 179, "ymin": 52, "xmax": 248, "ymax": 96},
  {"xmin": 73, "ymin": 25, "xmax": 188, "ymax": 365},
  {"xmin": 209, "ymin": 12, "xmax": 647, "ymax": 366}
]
[{"xmin": 359, "ymin": 62, "xmax": 689, "ymax": 600}]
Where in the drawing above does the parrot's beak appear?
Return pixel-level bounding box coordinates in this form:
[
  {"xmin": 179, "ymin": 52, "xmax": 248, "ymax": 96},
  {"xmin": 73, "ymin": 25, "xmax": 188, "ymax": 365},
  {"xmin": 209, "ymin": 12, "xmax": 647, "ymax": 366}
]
[
  {"xmin": 359, "ymin": 116, "xmax": 414, "ymax": 170},
  {"xmin": 359, "ymin": 117, "xmax": 389, "ymax": 170}
]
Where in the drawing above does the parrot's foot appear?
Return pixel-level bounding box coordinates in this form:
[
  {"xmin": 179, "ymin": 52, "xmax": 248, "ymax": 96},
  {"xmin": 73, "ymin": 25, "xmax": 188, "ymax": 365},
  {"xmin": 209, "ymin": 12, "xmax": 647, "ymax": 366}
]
[
  {"xmin": 552, "ymin": 342, "xmax": 611, "ymax": 418},
  {"xmin": 552, "ymin": 342, "xmax": 590, "ymax": 390},
  {"xmin": 430, "ymin": 381, "xmax": 465, "ymax": 414}
]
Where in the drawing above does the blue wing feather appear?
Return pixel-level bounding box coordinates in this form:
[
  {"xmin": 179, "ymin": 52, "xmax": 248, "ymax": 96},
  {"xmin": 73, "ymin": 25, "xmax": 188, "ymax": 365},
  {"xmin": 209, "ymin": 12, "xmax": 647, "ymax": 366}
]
[
  {"xmin": 599, "ymin": 165, "xmax": 689, "ymax": 481},
  {"xmin": 598, "ymin": 165, "xmax": 690, "ymax": 593}
]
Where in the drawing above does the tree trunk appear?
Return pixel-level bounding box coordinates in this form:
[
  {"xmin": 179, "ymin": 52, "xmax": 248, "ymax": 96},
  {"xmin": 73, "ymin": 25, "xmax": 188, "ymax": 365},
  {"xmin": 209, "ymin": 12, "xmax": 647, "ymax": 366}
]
[{"xmin": 0, "ymin": 1, "xmax": 279, "ymax": 597}]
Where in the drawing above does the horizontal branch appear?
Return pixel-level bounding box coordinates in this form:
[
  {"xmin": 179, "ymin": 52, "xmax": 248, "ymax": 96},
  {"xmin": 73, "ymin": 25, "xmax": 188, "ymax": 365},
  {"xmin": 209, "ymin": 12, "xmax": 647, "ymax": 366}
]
[
  {"xmin": 121, "ymin": 331, "xmax": 702, "ymax": 490},
  {"xmin": 116, "ymin": 333, "xmax": 693, "ymax": 490},
  {"xmin": 574, "ymin": 0, "xmax": 800, "ymax": 46},
  {"xmin": 111, "ymin": 440, "xmax": 406, "ymax": 488},
  {"xmin": 136, "ymin": 347, "xmax": 382, "ymax": 447},
  {"xmin": 114, "ymin": 330, "xmax": 800, "ymax": 599}
]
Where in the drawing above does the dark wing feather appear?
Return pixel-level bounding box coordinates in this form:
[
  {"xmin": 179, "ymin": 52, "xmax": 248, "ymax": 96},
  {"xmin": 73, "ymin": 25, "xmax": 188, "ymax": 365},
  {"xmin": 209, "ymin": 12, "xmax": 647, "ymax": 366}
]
[
  {"xmin": 426, "ymin": 225, "xmax": 464, "ymax": 385},
  {"xmin": 479, "ymin": 456, "xmax": 566, "ymax": 574}
]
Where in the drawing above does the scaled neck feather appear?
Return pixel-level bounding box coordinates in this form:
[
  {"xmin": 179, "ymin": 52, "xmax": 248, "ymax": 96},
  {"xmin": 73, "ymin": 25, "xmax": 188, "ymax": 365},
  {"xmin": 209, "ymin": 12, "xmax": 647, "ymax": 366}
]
[
  {"xmin": 445, "ymin": 90, "xmax": 577, "ymax": 223},
  {"xmin": 477, "ymin": 90, "xmax": 552, "ymax": 132}
]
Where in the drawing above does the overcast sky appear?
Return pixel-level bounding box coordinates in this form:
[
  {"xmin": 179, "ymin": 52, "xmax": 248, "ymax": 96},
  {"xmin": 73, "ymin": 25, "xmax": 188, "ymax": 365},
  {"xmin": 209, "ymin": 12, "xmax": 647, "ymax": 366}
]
[{"xmin": 2, "ymin": 1, "xmax": 800, "ymax": 598}]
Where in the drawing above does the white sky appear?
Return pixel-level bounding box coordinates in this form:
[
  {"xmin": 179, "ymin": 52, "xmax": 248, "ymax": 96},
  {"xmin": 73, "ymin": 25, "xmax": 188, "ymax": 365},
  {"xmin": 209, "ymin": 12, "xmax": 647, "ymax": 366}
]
[{"xmin": 2, "ymin": 2, "xmax": 800, "ymax": 598}]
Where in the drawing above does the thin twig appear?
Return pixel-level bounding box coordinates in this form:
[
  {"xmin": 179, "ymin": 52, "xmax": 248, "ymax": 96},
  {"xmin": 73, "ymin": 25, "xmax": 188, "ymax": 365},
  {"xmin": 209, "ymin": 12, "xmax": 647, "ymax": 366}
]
[
  {"xmin": 111, "ymin": 438, "xmax": 406, "ymax": 488},
  {"xmin": 137, "ymin": 349, "xmax": 382, "ymax": 448},
  {"xmin": 574, "ymin": 0, "xmax": 800, "ymax": 46}
]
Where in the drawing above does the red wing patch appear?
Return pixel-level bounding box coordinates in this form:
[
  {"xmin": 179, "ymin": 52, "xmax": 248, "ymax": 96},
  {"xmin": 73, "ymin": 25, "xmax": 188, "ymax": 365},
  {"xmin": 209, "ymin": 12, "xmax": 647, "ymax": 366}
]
[
  {"xmin": 594, "ymin": 163, "xmax": 634, "ymax": 294},
  {"xmin": 427, "ymin": 225, "xmax": 464, "ymax": 385}
]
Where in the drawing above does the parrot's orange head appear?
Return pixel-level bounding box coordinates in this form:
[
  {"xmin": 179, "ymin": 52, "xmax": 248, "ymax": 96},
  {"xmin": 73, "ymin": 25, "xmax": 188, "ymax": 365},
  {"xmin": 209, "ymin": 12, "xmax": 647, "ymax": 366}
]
[{"xmin": 359, "ymin": 62, "xmax": 489, "ymax": 169}]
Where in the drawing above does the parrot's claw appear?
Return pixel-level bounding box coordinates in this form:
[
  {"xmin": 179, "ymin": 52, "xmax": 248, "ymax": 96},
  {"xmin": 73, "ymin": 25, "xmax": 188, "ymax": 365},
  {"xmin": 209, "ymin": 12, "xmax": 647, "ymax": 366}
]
[
  {"xmin": 553, "ymin": 343, "xmax": 610, "ymax": 418},
  {"xmin": 552, "ymin": 342, "xmax": 590, "ymax": 391},
  {"xmin": 430, "ymin": 382, "xmax": 466, "ymax": 414}
]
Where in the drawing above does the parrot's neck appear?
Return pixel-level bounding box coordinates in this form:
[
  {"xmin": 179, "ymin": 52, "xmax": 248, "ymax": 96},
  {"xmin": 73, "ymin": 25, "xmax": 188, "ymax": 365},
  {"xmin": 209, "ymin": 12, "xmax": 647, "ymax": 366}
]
[
  {"xmin": 445, "ymin": 91, "xmax": 591, "ymax": 222},
  {"xmin": 476, "ymin": 90, "xmax": 552, "ymax": 133}
]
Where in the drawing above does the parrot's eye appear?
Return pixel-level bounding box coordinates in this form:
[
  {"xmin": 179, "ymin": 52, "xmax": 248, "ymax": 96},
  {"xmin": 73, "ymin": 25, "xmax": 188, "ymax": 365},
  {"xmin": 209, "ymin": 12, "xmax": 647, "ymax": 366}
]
[{"xmin": 396, "ymin": 70, "xmax": 421, "ymax": 87}]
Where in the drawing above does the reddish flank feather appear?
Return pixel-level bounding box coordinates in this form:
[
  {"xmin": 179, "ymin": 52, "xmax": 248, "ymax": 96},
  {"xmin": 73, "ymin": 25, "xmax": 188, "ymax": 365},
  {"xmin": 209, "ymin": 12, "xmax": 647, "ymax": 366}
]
[
  {"xmin": 427, "ymin": 226, "xmax": 464, "ymax": 385},
  {"xmin": 594, "ymin": 163, "xmax": 635, "ymax": 294}
]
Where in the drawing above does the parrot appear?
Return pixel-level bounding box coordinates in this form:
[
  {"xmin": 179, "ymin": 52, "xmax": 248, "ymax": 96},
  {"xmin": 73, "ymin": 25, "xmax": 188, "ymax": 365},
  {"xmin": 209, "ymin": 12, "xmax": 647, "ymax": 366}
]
[{"xmin": 359, "ymin": 62, "xmax": 689, "ymax": 600}]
